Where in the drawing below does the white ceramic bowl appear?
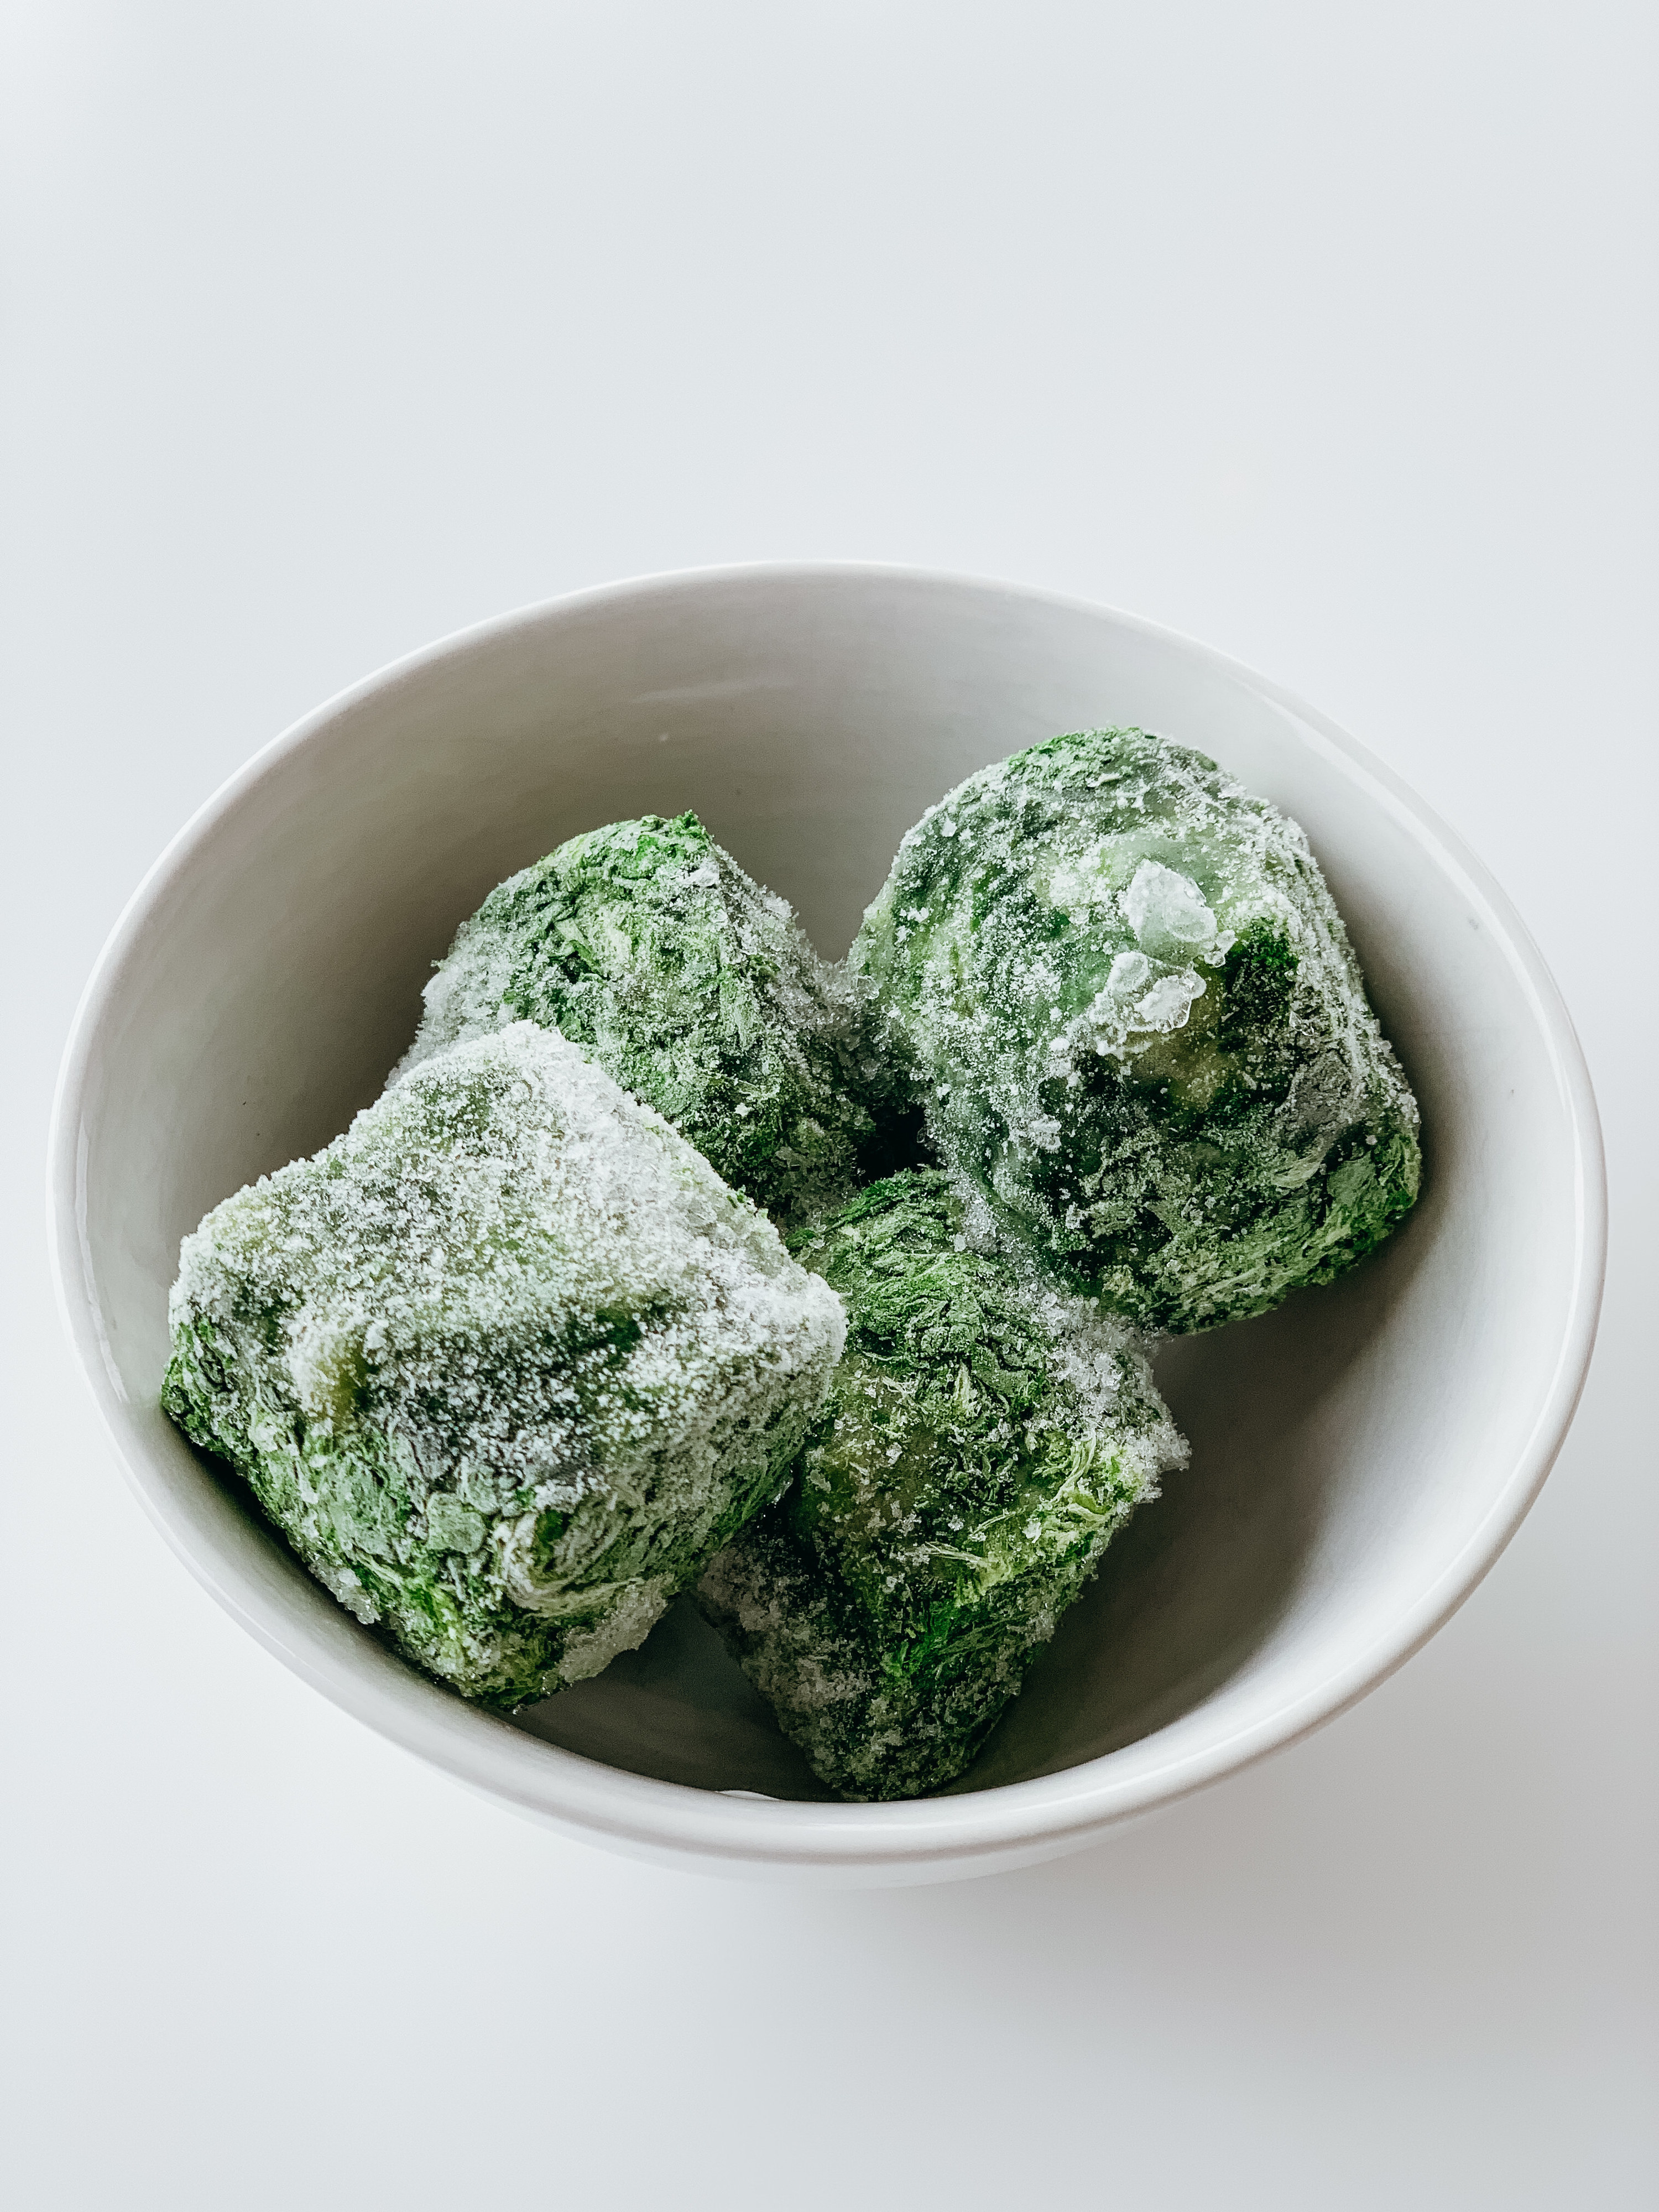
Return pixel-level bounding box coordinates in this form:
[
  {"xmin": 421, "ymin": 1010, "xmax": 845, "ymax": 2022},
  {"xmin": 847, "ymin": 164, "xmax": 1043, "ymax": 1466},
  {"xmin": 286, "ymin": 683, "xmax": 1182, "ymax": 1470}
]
[{"xmin": 49, "ymin": 565, "xmax": 1604, "ymax": 1885}]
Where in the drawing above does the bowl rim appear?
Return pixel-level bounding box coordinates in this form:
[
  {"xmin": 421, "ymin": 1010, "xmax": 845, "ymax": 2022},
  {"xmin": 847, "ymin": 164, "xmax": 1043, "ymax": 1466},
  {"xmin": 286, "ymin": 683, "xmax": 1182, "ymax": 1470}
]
[{"xmin": 46, "ymin": 560, "xmax": 1608, "ymax": 1876}]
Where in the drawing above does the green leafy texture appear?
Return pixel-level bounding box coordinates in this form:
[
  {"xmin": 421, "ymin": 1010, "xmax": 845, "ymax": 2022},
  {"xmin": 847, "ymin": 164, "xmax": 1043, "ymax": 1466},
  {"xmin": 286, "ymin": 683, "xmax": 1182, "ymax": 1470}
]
[
  {"xmin": 697, "ymin": 1170, "xmax": 1187, "ymax": 1800},
  {"xmin": 162, "ymin": 1024, "xmax": 845, "ymax": 1708},
  {"xmin": 851, "ymin": 729, "xmax": 1422, "ymax": 1332},
  {"xmin": 395, "ymin": 811, "xmax": 894, "ymax": 1225}
]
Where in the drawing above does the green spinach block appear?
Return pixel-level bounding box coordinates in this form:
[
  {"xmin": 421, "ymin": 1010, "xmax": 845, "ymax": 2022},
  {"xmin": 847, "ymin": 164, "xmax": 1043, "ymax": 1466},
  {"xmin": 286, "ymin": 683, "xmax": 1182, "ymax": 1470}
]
[
  {"xmin": 852, "ymin": 728, "xmax": 1421, "ymax": 1333},
  {"xmin": 697, "ymin": 1170, "xmax": 1186, "ymax": 1799},
  {"xmin": 395, "ymin": 811, "xmax": 886, "ymax": 1225},
  {"xmin": 162, "ymin": 1024, "xmax": 846, "ymax": 1708}
]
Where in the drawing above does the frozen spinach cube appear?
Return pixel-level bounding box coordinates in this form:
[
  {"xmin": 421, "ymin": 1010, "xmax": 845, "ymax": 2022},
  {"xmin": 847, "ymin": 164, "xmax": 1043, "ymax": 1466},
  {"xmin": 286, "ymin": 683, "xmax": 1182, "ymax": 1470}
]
[
  {"xmin": 698, "ymin": 1170, "xmax": 1185, "ymax": 1799},
  {"xmin": 852, "ymin": 728, "xmax": 1421, "ymax": 1332},
  {"xmin": 163, "ymin": 1024, "xmax": 844, "ymax": 1707}
]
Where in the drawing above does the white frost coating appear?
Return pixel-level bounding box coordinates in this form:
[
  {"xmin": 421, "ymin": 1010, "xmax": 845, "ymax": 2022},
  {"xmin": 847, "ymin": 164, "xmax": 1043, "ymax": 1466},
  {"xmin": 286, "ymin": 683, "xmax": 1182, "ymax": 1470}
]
[
  {"xmin": 554, "ymin": 1577, "xmax": 672, "ymax": 1674},
  {"xmin": 392, "ymin": 924, "xmax": 519, "ymax": 1079},
  {"xmin": 1005, "ymin": 1273, "xmax": 1187, "ymax": 1515},
  {"xmin": 317, "ymin": 1561, "xmax": 380, "ymax": 1625}
]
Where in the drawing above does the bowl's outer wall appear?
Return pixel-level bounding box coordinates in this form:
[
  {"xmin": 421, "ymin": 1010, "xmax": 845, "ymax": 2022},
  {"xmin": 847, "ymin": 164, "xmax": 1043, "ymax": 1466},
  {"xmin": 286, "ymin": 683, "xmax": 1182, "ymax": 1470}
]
[{"xmin": 50, "ymin": 567, "xmax": 1604, "ymax": 1881}]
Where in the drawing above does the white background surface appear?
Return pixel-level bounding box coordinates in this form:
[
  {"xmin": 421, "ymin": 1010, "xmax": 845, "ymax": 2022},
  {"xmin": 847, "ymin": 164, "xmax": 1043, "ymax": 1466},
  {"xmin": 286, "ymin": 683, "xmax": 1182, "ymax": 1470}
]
[{"xmin": 3, "ymin": 6, "xmax": 1654, "ymax": 2205}]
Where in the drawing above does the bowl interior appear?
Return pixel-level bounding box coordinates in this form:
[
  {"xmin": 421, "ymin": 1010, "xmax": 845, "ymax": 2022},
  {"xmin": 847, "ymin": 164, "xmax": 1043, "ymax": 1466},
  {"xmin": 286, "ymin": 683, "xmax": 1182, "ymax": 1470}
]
[{"xmin": 62, "ymin": 570, "xmax": 1590, "ymax": 1819}]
